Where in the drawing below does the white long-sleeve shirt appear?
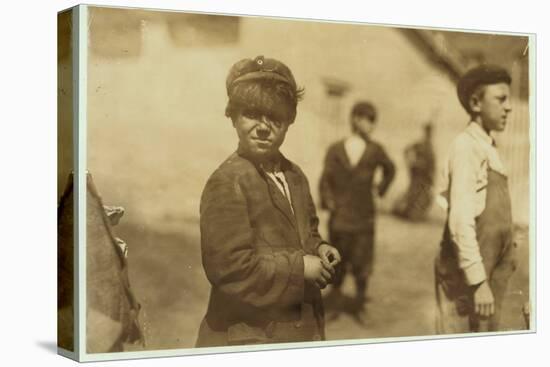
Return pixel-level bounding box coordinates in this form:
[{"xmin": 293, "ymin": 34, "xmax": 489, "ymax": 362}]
[{"xmin": 437, "ymin": 122, "xmax": 507, "ymax": 285}]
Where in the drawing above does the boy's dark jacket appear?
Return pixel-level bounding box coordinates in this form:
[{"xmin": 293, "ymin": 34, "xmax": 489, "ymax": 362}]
[
  {"xmin": 320, "ymin": 138, "xmax": 395, "ymax": 232},
  {"xmin": 197, "ymin": 149, "xmax": 326, "ymax": 346}
]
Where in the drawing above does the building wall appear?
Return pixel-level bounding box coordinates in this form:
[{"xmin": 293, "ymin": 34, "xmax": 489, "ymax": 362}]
[{"xmin": 86, "ymin": 8, "xmax": 530, "ymax": 234}]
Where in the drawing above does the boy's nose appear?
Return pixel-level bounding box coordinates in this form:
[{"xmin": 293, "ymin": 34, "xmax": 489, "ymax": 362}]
[{"xmin": 256, "ymin": 125, "xmax": 270, "ymax": 139}]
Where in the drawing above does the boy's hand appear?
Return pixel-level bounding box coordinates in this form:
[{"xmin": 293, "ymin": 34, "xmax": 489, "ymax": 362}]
[
  {"xmin": 474, "ymin": 281, "xmax": 495, "ymax": 317},
  {"xmin": 318, "ymin": 243, "xmax": 341, "ymax": 267},
  {"xmin": 303, "ymin": 255, "xmax": 334, "ymax": 289}
]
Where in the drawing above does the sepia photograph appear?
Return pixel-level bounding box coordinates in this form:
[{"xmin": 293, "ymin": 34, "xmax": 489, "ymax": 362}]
[{"xmin": 57, "ymin": 3, "xmax": 533, "ymax": 360}]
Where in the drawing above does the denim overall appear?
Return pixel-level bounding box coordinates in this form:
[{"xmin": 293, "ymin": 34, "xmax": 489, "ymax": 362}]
[{"xmin": 435, "ymin": 168, "xmax": 517, "ymax": 333}]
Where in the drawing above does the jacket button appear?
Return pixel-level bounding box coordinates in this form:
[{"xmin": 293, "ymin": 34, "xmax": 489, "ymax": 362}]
[
  {"xmin": 313, "ymin": 334, "xmax": 321, "ymax": 341},
  {"xmin": 294, "ymin": 322, "xmax": 302, "ymax": 328}
]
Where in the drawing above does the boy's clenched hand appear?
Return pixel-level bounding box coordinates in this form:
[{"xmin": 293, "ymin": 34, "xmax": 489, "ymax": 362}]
[{"xmin": 303, "ymin": 255, "xmax": 335, "ymax": 289}]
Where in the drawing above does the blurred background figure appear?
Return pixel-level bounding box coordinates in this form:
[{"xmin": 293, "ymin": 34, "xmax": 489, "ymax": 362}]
[
  {"xmin": 392, "ymin": 123, "xmax": 435, "ymax": 221},
  {"xmin": 319, "ymin": 101, "xmax": 395, "ymax": 323}
]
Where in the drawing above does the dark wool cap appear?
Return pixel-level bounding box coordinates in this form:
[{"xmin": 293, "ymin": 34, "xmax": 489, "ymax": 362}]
[
  {"xmin": 226, "ymin": 55, "xmax": 297, "ymax": 96},
  {"xmin": 457, "ymin": 64, "xmax": 512, "ymax": 113},
  {"xmin": 351, "ymin": 101, "xmax": 377, "ymax": 122}
]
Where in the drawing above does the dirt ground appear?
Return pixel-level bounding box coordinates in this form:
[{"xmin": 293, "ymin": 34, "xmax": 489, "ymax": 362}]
[{"xmin": 118, "ymin": 212, "xmax": 530, "ymax": 351}]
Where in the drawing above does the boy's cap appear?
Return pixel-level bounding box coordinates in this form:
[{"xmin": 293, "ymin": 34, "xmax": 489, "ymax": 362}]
[
  {"xmin": 457, "ymin": 64, "xmax": 512, "ymax": 112},
  {"xmin": 226, "ymin": 55, "xmax": 297, "ymax": 96},
  {"xmin": 351, "ymin": 101, "xmax": 377, "ymax": 121}
]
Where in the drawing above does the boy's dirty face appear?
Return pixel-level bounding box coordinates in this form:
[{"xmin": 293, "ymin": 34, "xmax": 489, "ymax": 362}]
[
  {"xmin": 233, "ymin": 109, "xmax": 290, "ymax": 160},
  {"xmin": 353, "ymin": 115, "xmax": 376, "ymax": 138},
  {"xmin": 471, "ymin": 82, "xmax": 512, "ymax": 132}
]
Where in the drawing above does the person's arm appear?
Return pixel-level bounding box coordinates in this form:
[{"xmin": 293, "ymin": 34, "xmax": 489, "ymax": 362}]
[
  {"xmin": 319, "ymin": 148, "xmax": 336, "ymax": 211},
  {"xmin": 447, "ymin": 138, "xmax": 486, "ymax": 286},
  {"xmin": 377, "ymin": 145, "xmax": 396, "ymax": 197},
  {"xmin": 299, "ymin": 168, "xmax": 341, "ymax": 272},
  {"xmin": 449, "ymin": 137, "xmax": 495, "ymax": 317},
  {"xmin": 200, "ymin": 173, "xmax": 305, "ymax": 308}
]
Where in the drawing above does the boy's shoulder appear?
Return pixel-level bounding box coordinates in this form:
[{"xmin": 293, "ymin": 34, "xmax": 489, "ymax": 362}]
[
  {"xmin": 203, "ymin": 152, "xmax": 258, "ymax": 191},
  {"xmin": 449, "ymin": 128, "xmax": 482, "ymax": 155},
  {"xmin": 369, "ymin": 138, "xmax": 384, "ymax": 148},
  {"xmin": 327, "ymin": 139, "xmax": 346, "ymax": 152},
  {"xmin": 367, "ymin": 139, "xmax": 389, "ymax": 154},
  {"xmin": 445, "ymin": 128, "xmax": 490, "ymax": 170}
]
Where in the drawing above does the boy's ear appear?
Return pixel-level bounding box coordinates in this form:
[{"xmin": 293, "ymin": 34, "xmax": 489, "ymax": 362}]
[{"xmin": 469, "ymin": 94, "xmax": 482, "ymax": 114}]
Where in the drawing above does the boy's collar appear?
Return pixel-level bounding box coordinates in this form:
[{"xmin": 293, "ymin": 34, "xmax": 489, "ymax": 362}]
[
  {"xmin": 237, "ymin": 146, "xmax": 292, "ymax": 172},
  {"xmin": 467, "ymin": 121, "xmax": 495, "ymax": 146},
  {"xmin": 352, "ymin": 131, "xmax": 371, "ymax": 142},
  {"xmin": 260, "ymin": 160, "xmax": 281, "ymax": 173}
]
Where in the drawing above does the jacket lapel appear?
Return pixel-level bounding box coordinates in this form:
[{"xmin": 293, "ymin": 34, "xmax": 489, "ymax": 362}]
[
  {"xmin": 284, "ymin": 169, "xmax": 307, "ymax": 244},
  {"xmin": 263, "ymin": 171, "xmax": 298, "ymax": 231},
  {"xmin": 335, "ymin": 141, "xmax": 353, "ymax": 171},
  {"xmin": 356, "ymin": 139, "xmax": 373, "ymax": 169},
  {"xmin": 237, "ymin": 148, "xmax": 299, "ymax": 232}
]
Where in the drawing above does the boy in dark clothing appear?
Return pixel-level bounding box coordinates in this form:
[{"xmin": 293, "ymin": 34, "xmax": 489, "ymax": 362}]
[
  {"xmin": 393, "ymin": 123, "xmax": 436, "ymax": 221},
  {"xmin": 196, "ymin": 56, "xmax": 341, "ymax": 347},
  {"xmin": 320, "ymin": 101, "xmax": 395, "ymax": 315}
]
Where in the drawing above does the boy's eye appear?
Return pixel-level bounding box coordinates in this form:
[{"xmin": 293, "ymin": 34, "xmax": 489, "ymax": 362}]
[
  {"xmin": 268, "ymin": 118, "xmax": 283, "ymax": 128},
  {"xmin": 243, "ymin": 110, "xmax": 261, "ymax": 120}
]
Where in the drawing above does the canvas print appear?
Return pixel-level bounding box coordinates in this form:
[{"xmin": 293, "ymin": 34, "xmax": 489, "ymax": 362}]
[{"xmin": 57, "ymin": 4, "xmax": 533, "ymax": 361}]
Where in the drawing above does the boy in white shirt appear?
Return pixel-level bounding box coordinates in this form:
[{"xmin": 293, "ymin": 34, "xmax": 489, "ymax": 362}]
[{"xmin": 435, "ymin": 65, "xmax": 517, "ymax": 333}]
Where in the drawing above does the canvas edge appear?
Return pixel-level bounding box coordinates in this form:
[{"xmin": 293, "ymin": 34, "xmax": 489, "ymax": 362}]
[{"xmin": 67, "ymin": 3, "xmax": 537, "ymax": 362}]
